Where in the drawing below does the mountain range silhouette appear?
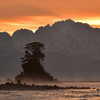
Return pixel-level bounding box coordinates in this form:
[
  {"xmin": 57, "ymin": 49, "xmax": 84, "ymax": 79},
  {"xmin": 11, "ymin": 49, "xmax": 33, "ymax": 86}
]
[{"xmin": 0, "ymin": 19, "xmax": 100, "ymax": 81}]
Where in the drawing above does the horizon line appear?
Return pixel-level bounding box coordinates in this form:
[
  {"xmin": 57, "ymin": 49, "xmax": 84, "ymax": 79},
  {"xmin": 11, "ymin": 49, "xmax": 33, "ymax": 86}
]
[{"xmin": 0, "ymin": 19, "xmax": 100, "ymax": 36}]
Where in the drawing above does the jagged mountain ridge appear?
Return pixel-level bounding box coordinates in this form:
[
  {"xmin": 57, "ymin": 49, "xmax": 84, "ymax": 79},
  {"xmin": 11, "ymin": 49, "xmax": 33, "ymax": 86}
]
[
  {"xmin": 12, "ymin": 19, "xmax": 100, "ymax": 62},
  {"xmin": 1, "ymin": 19, "xmax": 100, "ymax": 81}
]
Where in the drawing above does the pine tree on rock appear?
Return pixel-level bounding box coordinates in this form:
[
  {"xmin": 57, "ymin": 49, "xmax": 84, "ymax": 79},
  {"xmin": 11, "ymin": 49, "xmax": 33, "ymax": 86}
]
[{"xmin": 15, "ymin": 42, "xmax": 54, "ymax": 82}]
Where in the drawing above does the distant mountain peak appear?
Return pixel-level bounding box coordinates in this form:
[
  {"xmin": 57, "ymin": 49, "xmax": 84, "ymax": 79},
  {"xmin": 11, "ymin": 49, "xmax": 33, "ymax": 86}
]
[
  {"xmin": 12, "ymin": 29, "xmax": 34, "ymax": 39},
  {"xmin": 65, "ymin": 19, "xmax": 75, "ymax": 22},
  {"xmin": 0, "ymin": 32, "xmax": 11, "ymax": 39},
  {"xmin": 44, "ymin": 24, "xmax": 51, "ymax": 28},
  {"xmin": 51, "ymin": 19, "xmax": 94, "ymax": 30},
  {"xmin": 0, "ymin": 32, "xmax": 10, "ymax": 35},
  {"xmin": 13, "ymin": 28, "xmax": 34, "ymax": 34}
]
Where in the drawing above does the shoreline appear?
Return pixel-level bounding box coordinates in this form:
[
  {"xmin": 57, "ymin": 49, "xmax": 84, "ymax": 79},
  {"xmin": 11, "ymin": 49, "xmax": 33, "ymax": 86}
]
[{"xmin": 0, "ymin": 82, "xmax": 92, "ymax": 91}]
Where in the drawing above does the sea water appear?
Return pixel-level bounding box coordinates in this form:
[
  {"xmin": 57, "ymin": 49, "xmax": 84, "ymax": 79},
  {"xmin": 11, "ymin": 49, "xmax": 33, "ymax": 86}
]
[{"xmin": 0, "ymin": 82, "xmax": 100, "ymax": 100}]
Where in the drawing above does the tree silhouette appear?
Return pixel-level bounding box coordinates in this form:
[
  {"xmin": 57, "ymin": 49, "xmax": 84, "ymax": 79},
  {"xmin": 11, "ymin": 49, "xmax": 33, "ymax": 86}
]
[
  {"xmin": 15, "ymin": 42, "xmax": 54, "ymax": 82},
  {"xmin": 21, "ymin": 42, "xmax": 45, "ymax": 64}
]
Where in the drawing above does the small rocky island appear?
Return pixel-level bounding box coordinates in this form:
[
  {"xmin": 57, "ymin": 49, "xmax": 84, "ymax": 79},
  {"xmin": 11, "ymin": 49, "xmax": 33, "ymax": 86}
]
[{"xmin": 15, "ymin": 42, "xmax": 60, "ymax": 83}]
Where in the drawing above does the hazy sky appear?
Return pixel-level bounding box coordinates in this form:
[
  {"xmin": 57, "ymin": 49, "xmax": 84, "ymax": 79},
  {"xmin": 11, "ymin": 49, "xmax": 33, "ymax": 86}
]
[{"xmin": 0, "ymin": 0, "xmax": 100, "ymax": 35}]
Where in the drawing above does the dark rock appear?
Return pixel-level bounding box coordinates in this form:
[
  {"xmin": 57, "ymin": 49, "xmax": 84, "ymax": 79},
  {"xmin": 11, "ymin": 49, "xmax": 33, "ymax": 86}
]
[{"xmin": 0, "ymin": 82, "xmax": 91, "ymax": 90}]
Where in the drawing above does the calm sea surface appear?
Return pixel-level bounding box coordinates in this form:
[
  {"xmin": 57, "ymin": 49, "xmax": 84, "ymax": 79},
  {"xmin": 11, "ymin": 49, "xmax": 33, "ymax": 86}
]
[{"xmin": 0, "ymin": 82, "xmax": 100, "ymax": 100}]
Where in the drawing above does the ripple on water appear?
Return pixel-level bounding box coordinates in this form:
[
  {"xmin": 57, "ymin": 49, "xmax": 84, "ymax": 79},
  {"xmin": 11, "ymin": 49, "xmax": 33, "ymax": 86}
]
[{"xmin": 0, "ymin": 89, "xmax": 100, "ymax": 100}]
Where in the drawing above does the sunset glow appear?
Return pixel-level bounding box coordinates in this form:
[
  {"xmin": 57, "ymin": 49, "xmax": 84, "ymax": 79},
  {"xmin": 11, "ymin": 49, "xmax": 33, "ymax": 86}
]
[{"xmin": 0, "ymin": 0, "xmax": 100, "ymax": 35}]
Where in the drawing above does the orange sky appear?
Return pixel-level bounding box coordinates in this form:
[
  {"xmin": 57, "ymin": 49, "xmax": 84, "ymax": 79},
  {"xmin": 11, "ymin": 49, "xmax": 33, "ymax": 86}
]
[{"xmin": 0, "ymin": 0, "xmax": 100, "ymax": 35}]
